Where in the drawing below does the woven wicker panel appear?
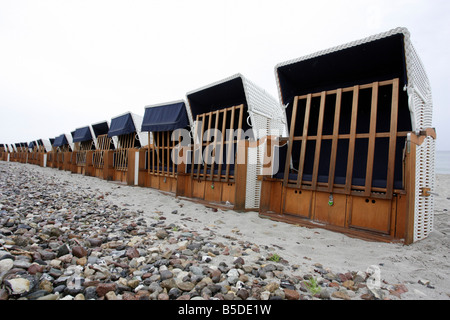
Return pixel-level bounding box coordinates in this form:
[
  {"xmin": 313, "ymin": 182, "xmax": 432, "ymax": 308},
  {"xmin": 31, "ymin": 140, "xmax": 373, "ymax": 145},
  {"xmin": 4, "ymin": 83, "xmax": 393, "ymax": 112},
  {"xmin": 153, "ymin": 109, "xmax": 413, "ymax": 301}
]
[
  {"xmin": 130, "ymin": 112, "xmax": 150, "ymax": 147},
  {"xmin": 414, "ymin": 136, "xmax": 436, "ymax": 242}
]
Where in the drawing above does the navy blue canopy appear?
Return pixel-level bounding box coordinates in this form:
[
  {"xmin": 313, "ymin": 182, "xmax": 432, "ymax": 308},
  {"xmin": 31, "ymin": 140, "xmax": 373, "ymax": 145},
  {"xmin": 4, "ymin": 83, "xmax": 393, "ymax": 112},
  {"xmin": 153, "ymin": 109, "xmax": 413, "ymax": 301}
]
[
  {"xmin": 108, "ymin": 113, "xmax": 136, "ymax": 138},
  {"xmin": 72, "ymin": 126, "xmax": 93, "ymax": 142},
  {"xmin": 28, "ymin": 141, "xmax": 36, "ymax": 149},
  {"xmin": 92, "ymin": 121, "xmax": 110, "ymax": 137},
  {"xmin": 53, "ymin": 134, "xmax": 69, "ymax": 147},
  {"xmin": 141, "ymin": 101, "xmax": 189, "ymax": 132}
]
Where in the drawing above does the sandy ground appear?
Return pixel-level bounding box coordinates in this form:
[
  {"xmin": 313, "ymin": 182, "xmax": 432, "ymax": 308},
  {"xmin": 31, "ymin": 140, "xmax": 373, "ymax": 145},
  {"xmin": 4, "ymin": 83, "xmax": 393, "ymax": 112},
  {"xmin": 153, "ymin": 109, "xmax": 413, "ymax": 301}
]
[{"xmin": 7, "ymin": 163, "xmax": 450, "ymax": 300}]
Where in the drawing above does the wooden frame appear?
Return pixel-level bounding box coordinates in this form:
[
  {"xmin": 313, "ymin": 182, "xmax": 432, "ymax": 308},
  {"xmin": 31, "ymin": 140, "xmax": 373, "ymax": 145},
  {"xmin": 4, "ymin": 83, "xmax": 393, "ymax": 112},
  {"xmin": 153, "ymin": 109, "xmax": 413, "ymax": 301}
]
[
  {"xmin": 141, "ymin": 130, "xmax": 179, "ymax": 193},
  {"xmin": 0, "ymin": 145, "xmax": 7, "ymax": 161},
  {"xmin": 92, "ymin": 134, "xmax": 114, "ymax": 181},
  {"xmin": 282, "ymin": 79, "xmax": 405, "ymax": 199},
  {"xmin": 55, "ymin": 145, "xmax": 69, "ymax": 170},
  {"xmin": 191, "ymin": 104, "xmax": 244, "ymax": 182},
  {"xmin": 32, "ymin": 143, "xmax": 48, "ymax": 167},
  {"xmin": 148, "ymin": 131, "xmax": 177, "ymax": 178},
  {"xmin": 260, "ymin": 78, "xmax": 416, "ymax": 243},
  {"xmin": 93, "ymin": 134, "xmax": 111, "ymax": 169},
  {"xmin": 114, "ymin": 133, "xmax": 135, "ymax": 171},
  {"xmin": 75, "ymin": 141, "xmax": 93, "ymax": 165},
  {"xmin": 47, "ymin": 146, "xmax": 56, "ymax": 168},
  {"xmin": 110, "ymin": 132, "xmax": 138, "ymax": 184},
  {"xmin": 177, "ymin": 104, "xmax": 249, "ymax": 210},
  {"xmin": 74, "ymin": 140, "xmax": 94, "ymax": 175}
]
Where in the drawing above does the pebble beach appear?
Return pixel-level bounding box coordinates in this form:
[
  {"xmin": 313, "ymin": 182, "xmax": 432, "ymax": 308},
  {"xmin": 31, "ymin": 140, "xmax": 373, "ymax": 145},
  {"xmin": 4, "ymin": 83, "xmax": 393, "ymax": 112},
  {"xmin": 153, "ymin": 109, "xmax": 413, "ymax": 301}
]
[{"xmin": 1, "ymin": 161, "xmax": 449, "ymax": 300}]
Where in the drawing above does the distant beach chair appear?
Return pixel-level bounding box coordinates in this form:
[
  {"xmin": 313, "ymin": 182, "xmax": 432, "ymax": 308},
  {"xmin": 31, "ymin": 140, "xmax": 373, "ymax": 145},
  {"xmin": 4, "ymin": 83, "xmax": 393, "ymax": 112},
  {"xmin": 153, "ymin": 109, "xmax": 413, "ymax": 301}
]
[
  {"xmin": 72, "ymin": 125, "xmax": 97, "ymax": 175},
  {"xmin": 107, "ymin": 111, "xmax": 148, "ymax": 184},
  {"xmin": 91, "ymin": 120, "xmax": 116, "ymax": 180},
  {"xmin": 0, "ymin": 144, "xmax": 8, "ymax": 161},
  {"xmin": 52, "ymin": 133, "xmax": 74, "ymax": 171},
  {"xmin": 35, "ymin": 139, "xmax": 53, "ymax": 167},
  {"xmin": 139, "ymin": 100, "xmax": 191, "ymax": 193}
]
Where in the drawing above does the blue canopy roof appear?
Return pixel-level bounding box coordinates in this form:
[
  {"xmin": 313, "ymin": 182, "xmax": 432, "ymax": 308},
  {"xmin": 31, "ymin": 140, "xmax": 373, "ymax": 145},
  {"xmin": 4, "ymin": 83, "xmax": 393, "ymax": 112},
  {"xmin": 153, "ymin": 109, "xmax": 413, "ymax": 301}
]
[
  {"xmin": 92, "ymin": 121, "xmax": 110, "ymax": 137},
  {"xmin": 141, "ymin": 101, "xmax": 189, "ymax": 132},
  {"xmin": 108, "ymin": 113, "xmax": 136, "ymax": 137},
  {"xmin": 53, "ymin": 134, "xmax": 69, "ymax": 147},
  {"xmin": 72, "ymin": 126, "xmax": 93, "ymax": 143}
]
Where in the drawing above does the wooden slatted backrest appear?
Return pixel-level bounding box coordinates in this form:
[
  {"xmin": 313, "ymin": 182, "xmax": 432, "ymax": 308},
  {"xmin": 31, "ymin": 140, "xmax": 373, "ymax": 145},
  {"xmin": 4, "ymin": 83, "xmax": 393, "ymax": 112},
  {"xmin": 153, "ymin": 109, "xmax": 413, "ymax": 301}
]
[
  {"xmin": 114, "ymin": 133, "xmax": 136, "ymax": 171},
  {"xmin": 147, "ymin": 131, "xmax": 178, "ymax": 177},
  {"xmin": 283, "ymin": 78, "xmax": 407, "ymax": 199},
  {"xmin": 76, "ymin": 140, "xmax": 94, "ymax": 165},
  {"xmin": 191, "ymin": 104, "xmax": 244, "ymax": 182},
  {"xmin": 93, "ymin": 134, "xmax": 111, "ymax": 168}
]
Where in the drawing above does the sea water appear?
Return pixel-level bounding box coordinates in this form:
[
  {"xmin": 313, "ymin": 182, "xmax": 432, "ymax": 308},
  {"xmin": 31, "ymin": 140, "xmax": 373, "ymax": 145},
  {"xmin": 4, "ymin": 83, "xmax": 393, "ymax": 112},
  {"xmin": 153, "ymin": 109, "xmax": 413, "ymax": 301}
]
[{"xmin": 436, "ymin": 150, "xmax": 450, "ymax": 174}]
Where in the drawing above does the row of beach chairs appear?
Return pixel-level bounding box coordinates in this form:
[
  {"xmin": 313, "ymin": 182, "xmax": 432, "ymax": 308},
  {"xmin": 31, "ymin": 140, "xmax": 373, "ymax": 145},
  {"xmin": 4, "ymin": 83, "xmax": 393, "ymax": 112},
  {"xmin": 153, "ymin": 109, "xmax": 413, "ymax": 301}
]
[{"xmin": 1, "ymin": 28, "xmax": 436, "ymax": 244}]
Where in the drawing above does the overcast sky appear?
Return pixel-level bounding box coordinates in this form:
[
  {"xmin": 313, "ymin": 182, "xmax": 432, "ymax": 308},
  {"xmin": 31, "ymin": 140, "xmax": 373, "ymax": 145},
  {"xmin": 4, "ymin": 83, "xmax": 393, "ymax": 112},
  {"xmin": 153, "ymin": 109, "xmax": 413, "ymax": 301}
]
[{"xmin": 1, "ymin": 0, "xmax": 449, "ymax": 150}]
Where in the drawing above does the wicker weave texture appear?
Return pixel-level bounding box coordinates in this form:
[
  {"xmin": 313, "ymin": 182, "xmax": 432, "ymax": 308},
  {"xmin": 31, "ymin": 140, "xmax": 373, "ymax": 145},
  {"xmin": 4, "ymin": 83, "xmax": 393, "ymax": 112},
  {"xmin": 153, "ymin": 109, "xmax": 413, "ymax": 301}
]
[
  {"xmin": 414, "ymin": 136, "xmax": 435, "ymax": 241},
  {"xmin": 130, "ymin": 112, "xmax": 150, "ymax": 147}
]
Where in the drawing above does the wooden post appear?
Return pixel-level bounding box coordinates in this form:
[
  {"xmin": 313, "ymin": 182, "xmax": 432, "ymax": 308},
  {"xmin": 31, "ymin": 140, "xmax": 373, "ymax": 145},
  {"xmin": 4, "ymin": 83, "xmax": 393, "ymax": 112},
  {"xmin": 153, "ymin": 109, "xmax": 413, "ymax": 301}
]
[
  {"xmin": 311, "ymin": 91, "xmax": 326, "ymax": 190},
  {"xmin": 404, "ymin": 135, "xmax": 416, "ymax": 245},
  {"xmin": 85, "ymin": 151, "xmax": 93, "ymax": 176},
  {"xmin": 328, "ymin": 89, "xmax": 342, "ymax": 192},
  {"xmin": 217, "ymin": 109, "xmax": 227, "ymax": 182},
  {"xmin": 234, "ymin": 140, "xmax": 248, "ymax": 211},
  {"xmin": 71, "ymin": 152, "xmax": 77, "ymax": 173},
  {"xmin": 225, "ymin": 107, "xmax": 235, "ymax": 183},
  {"xmin": 103, "ymin": 150, "xmax": 113, "ymax": 181},
  {"xmin": 386, "ymin": 79, "xmax": 399, "ymax": 199},
  {"xmin": 296, "ymin": 94, "xmax": 312, "ymax": 189},
  {"xmin": 210, "ymin": 110, "xmax": 220, "ymax": 181},
  {"xmin": 126, "ymin": 148, "xmax": 136, "ymax": 186},
  {"xmin": 364, "ymin": 82, "xmax": 379, "ymax": 196},
  {"xmin": 138, "ymin": 148, "xmax": 147, "ymax": 187},
  {"xmin": 344, "ymin": 86, "xmax": 359, "ymax": 194}
]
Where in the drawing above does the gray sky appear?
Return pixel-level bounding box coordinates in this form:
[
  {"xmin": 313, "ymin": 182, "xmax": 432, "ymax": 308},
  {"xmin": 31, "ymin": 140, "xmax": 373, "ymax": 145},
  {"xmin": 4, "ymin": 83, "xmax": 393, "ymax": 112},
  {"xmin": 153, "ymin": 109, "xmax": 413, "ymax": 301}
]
[{"xmin": 1, "ymin": 0, "xmax": 449, "ymax": 150}]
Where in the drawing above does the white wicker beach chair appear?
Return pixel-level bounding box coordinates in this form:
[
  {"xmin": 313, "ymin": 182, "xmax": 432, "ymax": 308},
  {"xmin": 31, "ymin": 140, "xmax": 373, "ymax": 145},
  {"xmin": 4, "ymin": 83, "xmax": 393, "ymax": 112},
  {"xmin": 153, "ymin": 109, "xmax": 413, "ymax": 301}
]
[
  {"xmin": 185, "ymin": 73, "xmax": 287, "ymax": 210},
  {"xmin": 269, "ymin": 27, "xmax": 435, "ymax": 243}
]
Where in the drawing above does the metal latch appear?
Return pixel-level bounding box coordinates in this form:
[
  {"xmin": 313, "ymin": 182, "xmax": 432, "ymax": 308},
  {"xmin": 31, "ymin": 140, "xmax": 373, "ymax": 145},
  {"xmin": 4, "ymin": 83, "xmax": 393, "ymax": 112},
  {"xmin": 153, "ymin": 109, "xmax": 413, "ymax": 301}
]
[{"xmin": 421, "ymin": 188, "xmax": 439, "ymax": 197}]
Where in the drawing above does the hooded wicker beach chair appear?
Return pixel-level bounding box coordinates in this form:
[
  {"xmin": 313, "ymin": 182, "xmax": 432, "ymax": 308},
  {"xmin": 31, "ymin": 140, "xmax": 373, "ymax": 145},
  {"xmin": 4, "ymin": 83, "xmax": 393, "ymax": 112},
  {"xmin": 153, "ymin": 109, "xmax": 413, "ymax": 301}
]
[
  {"xmin": 180, "ymin": 73, "xmax": 287, "ymax": 210},
  {"xmin": 107, "ymin": 111, "xmax": 148, "ymax": 184},
  {"xmin": 139, "ymin": 100, "xmax": 192, "ymax": 192},
  {"xmin": 259, "ymin": 27, "xmax": 436, "ymax": 243},
  {"xmin": 0, "ymin": 144, "xmax": 8, "ymax": 161},
  {"xmin": 27, "ymin": 141, "xmax": 39, "ymax": 165},
  {"xmin": 9, "ymin": 144, "xmax": 17, "ymax": 162},
  {"xmin": 15, "ymin": 142, "xmax": 27, "ymax": 163},
  {"xmin": 91, "ymin": 120, "xmax": 116, "ymax": 180},
  {"xmin": 72, "ymin": 125, "xmax": 97, "ymax": 175},
  {"xmin": 52, "ymin": 133, "xmax": 73, "ymax": 171},
  {"xmin": 46, "ymin": 138, "xmax": 56, "ymax": 168},
  {"xmin": 34, "ymin": 139, "xmax": 52, "ymax": 167}
]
